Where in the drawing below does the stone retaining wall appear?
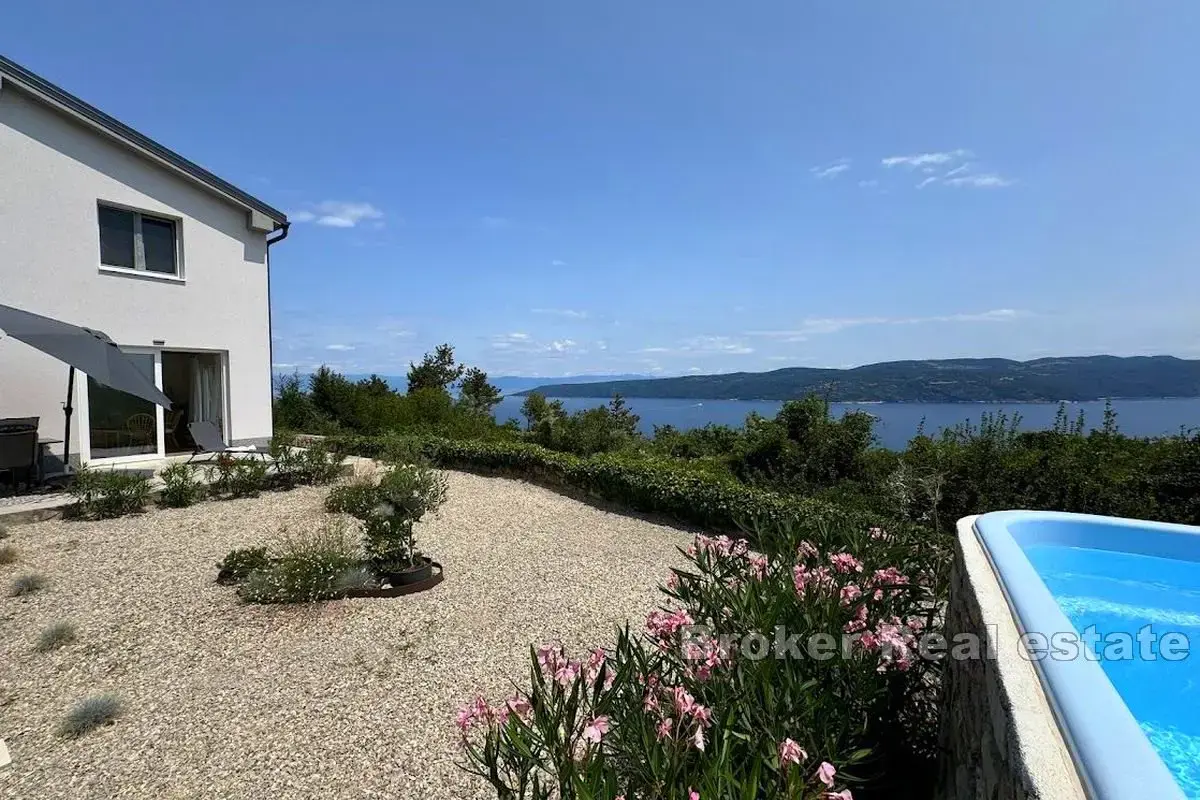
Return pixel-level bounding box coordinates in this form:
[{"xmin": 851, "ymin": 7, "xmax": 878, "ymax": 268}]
[{"xmin": 935, "ymin": 517, "xmax": 1086, "ymax": 800}]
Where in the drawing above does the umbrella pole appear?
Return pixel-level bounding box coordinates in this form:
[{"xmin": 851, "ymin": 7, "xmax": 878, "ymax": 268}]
[{"xmin": 62, "ymin": 366, "xmax": 75, "ymax": 471}]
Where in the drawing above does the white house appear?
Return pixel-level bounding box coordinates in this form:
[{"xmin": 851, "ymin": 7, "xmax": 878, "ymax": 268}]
[{"xmin": 0, "ymin": 54, "xmax": 289, "ymax": 466}]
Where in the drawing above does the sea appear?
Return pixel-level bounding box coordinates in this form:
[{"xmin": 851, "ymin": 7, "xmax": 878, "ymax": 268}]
[{"xmin": 490, "ymin": 396, "xmax": 1200, "ymax": 451}]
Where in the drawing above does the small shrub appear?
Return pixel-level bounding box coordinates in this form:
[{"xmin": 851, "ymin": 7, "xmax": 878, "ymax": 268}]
[
  {"xmin": 68, "ymin": 468, "xmax": 151, "ymax": 519},
  {"xmin": 238, "ymin": 520, "xmax": 362, "ymax": 604},
  {"xmin": 216, "ymin": 546, "xmax": 272, "ymax": 585},
  {"xmin": 324, "ymin": 477, "xmax": 383, "ymax": 518},
  {"xmin": 58, "ymin": 694, "xmax": 122, "ymax": 738},
  {"xmin": 158, "ymin": 463, "xmax": 205, "ymax": 508},
  {"xmin": 0, "ymin": 524, "xmax": 8, "ymax": 539},
  {"xmin": 35, "ymin": 621, "xmax": 77, "ymax": 652},
  {"xmin": 271, "ymin": 433, "xmax": 344, "ymax": 489},
  {"xmin": 10, "ymin": 572, "xmax": 46, "ymax": 596},
  {"xmin": 0, "ymin": 543, "xmax": 17, "ymax": 565},
  {"xmin": 362, "ymin": 464, "xmax": 449, "ymax": 570},
  {"xmin": 207, "ymin": 455, "xmax": 269, "ymax": 499}
]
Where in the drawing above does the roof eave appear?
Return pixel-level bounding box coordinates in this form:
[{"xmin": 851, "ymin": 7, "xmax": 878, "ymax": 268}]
[{"xmin": 0, "ymin": 55, "xmax": 287, "ymax": 227}]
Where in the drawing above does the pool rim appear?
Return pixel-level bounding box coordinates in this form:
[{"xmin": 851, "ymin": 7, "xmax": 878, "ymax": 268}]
[{"xmin": 972, "ymin": 509, "xmax": 1188, "ymax": 800}]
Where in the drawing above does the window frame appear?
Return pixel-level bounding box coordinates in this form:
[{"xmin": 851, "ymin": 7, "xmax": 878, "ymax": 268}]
[{"xmin": 96, "ymin": 202, "xmax": 183, "ymax": 279}]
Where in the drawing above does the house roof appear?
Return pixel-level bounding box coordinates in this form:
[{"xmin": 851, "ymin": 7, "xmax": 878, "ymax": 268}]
[{"xmin": 0, "ymin": 54, "xmax": 287, "ymax": 226}]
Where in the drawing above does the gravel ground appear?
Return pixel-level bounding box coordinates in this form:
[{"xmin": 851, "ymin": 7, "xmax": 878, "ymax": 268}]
[{"xmin": 0, "ymin": 471, "xmax": 691, "ymax": 799}]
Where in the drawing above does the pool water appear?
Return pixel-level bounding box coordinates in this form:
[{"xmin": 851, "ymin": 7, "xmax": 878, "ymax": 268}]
[{"xmin": 1026, "ymin": 544, "xmax": 1200, "ymax": 797}]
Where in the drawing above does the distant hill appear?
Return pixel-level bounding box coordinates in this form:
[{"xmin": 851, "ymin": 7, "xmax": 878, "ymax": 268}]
[
  {"xmin": 518, "ymin": 356, "xmax": 1200, "ymax": 402},
  {"xmin": 489, "ymin": 374, "xmax": 649, "ymax": 395}
]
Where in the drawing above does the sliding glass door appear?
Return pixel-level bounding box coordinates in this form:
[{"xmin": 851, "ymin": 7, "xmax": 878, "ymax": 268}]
[
  {"xmin": 86, "ymin": 351, "xmax": 161, "ymax": 460},
  {"xmin": 83, "ymin": 348, "xmax": 227, "ymax": 464}
]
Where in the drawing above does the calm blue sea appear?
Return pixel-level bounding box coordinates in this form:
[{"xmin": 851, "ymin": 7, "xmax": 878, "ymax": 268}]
[{"xmin": 491, "ymin": 396, "xmax": 1200, "ymax": 451}]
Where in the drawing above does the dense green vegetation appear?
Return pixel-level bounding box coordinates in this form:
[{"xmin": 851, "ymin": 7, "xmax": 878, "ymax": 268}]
[
  {"xmin": 520, "ymin": 354, "xmax": 1200, "ymax": 402},
  {"xmin": 277, "ymin": 350, "xmax": 1200, "ymax": 533}
]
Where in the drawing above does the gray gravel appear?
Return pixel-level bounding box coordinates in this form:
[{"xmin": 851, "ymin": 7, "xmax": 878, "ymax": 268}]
[{"xmin": 0, "ymin": 471, "xmax": 690, "ymax": 799}]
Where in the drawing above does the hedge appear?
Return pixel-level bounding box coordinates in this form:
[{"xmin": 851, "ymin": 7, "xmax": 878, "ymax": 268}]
[{"xmin": 327, "ymin": 433, "xmax": 887, "ymax": 536}]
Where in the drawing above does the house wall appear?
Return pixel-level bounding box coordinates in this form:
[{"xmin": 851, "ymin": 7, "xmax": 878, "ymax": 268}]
[{"xmin": 0, "ymin": 81, "xmax": 274, "ymax": 460}]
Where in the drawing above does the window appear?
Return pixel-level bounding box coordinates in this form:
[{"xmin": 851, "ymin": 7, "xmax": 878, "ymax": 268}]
[{"xmin": 98, "ymin": 204, "xmax": 179, "ymax": 275}]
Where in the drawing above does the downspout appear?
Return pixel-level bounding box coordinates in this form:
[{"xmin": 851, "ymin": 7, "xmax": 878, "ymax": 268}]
[{"xmin": 265, "ymin": 221, "xmax": 290, "ymax": 434}]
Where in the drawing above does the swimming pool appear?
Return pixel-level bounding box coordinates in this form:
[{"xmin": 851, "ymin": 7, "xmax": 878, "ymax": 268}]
[{"xmin": 974, "ymin": 510, "xmax": 1198, "ymax": 799}]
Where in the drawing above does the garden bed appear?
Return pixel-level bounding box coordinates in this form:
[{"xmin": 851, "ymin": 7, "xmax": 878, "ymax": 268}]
[{"xmin": 0, "ymin": 472, "xmax": 690, "ymax": 799}]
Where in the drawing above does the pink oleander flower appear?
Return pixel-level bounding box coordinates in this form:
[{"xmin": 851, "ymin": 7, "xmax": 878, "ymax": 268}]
[
  {"xmin": 692, "ymin": 725, "xmax": 706, "ymax": 751},
  {"xmin": 667, "ymin": 572, "xmax": 680, "ymax": 590},
  {"xmin": 689, "ymin": 790, "xmax": 700, "ymax": 800},
  {"xmin": 816, "ymin": 761, "xmax": 837, "ymax": 787},
  {"xmin": 867, "ymin": 566, "xmax": 910, "ymax": 600},
  {"xmin": 839, "ymin": 583, "xmax": 863, "ymax": 606},
  {"xmin": 454, "ymin": 694, "xmax": 494, "ymax": 735},
  {"xmin": 537, "ymin": 643, "xmax": 567, "ymax": 678},
  {"xmin": 827, "ymin": 791, "xmax": 854, "ymax": 800},
  {"xmin": 582, "ymin": 715, "xmax": 610, "ymax": 744},
  {"xmin": 646, "ymin": 608, "xmax": 695, "ymax": 640},
  {"xmin": 585, "ymin": 647, "xmax": 611, "ymax": 687},
  {"xmin": 844, "ymin": 603, "xmax": 869, "ymax": 634},
  {"xmin": 874, "ymin": 619, "xmax": 916, "ymax": 672},
  {"xmin": 797, "ymin": 540, "xmax": 819, "ymax": 561},
  {"xmin": 749, "ymin": 554, "xmax": 768, "ymax": 580},
  {"xmin": 643, "ymin": 689, "xmax": 660, "ymax": 713},
  {"xmin": 691, "ymin": 703, "xmax": 712, "ymax": 728},
  {"xmin": 672, "ymin": 686, "xmax": 697, "ymax": 716},
  {"xmin": 829, "ymin": 552, "xmax": 864, "ymax": 574},
  {"xmin": 656, "ymin": 717, "xmax": 674, "ymax": 740},
  {"xmin": 778, "ymin": 737, "xmax": 807, "ymax": 766},
  {"xmin": 794, "ymin": 564, "xmax": 836, "ymax": 598},
  {"xmin": 554, "ymin": 660, "xmax": 581, "ymax": 686},
  {"xmin": 505, "ymin": 695, "xmax": 532, "ymax": 720}
]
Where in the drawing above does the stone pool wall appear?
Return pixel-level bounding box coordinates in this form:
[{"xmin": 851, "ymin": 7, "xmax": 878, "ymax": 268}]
[{"xmin": 934, "ymin": 516, "xmax": 1086, "ymax": 800}]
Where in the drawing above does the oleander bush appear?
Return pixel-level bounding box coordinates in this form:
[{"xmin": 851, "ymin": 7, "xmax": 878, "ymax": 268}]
[
  {"xmin": 67, "ymin": 468, "xmax": 152, "ymax": 519},
  {"xmin": 158, "ymin": 463, "xmax": 206, "ymax": 508},
  {"xmin": 206, "ymin": 455, "xmax": 270, "ymax": 499},
  {"xmin": 269, "ymin": 433, "xmax": 344, "ymax": 488},
  {"xmin": 58, "ymin": 694, "xmax": 122, "ymax": 738},
  {"xmin": 457, "ymin": 518, "xmax": 947, "ymax": 799}
]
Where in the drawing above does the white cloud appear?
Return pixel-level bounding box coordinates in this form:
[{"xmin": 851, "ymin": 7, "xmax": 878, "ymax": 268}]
[
  {"xmin": 325, "ymin": 344, "xmax": 355, "ymax": 351},
  {"xmin": 551, "ymin": 259, "xmax": 567, "ymax": 267},
  {"xmin": 549, "ymin": 339, "xmax": 577, "ymax": 353},
  {"xmin": 639, "ymin": 346, "xmax": 672, "ymax": 353},
  {"xmin": 811, "ymin": 158, "xmax": 851, "ymax": 179},
  {"xmin": 945, "ymin": 173, "xmax": 1014, "ymax": 189},
  {"xmin": 532, "ymin": 308, "xmax": 589, "ymax": 319},
  {"xmin": 682, "ymin": 336, "xmax": 754, "ymax": 355},
  {"xmin": 686, "ymin": 366, "xmax": 704, "ymax": 374},
  {"xmin": 746, "ymin": 309, "xmax": 1026, "ymax": 339},
  {"xmin": 290, "ymin": 201, "xmax": 385, "ymax": 229},
  {"xmin": 881, "ymin": 149, "xmax": 972, "ymax": 168},
  {"xmin": 879, "ymin": 150, "xmax": 1013, "ymax": 189}
]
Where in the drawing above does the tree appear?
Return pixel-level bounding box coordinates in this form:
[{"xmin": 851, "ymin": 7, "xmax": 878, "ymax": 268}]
[
  {"xmin": 406, "ymin": 344, "xmax": 465, "ymax": 394},
  {"xmin": 458, "ymin": 367, "xmax": 502, "ymax": 415}
]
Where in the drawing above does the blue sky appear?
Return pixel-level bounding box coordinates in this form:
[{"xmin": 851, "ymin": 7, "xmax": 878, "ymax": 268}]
[{"xmin": 7, "ymin": 2, "xmax": 1200, "ymax": 377}]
